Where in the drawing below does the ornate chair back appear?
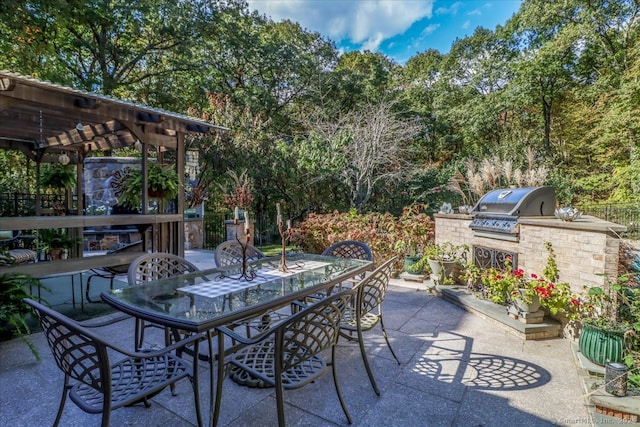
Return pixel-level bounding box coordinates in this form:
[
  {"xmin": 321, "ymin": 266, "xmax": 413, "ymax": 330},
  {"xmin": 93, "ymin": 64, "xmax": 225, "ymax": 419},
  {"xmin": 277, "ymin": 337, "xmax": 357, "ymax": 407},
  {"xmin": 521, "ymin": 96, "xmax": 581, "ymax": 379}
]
[
  {"xmin": 340, "ymin": 256, "xmax": 401, "ymax": 396},
  {"xmin": 321, "ymin": 240, "xmax": 372, "ymax": 261},
  {"xmin": 127, "ymin": 253, "xmax": 200, "ymax": 350},
  {"xmin": 214, "ymin": 241, "xmax": 265, "ymax": 268},
  {"xmin": 128, "ymin": 252, "xmax": 199, "ymax": 285}
]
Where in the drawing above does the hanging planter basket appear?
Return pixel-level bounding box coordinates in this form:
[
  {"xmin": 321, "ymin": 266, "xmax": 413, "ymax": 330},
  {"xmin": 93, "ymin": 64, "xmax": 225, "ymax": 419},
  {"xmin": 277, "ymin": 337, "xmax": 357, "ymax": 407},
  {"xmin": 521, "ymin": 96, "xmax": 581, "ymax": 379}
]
[{"xmin": 148, "ymin": 189, "xmax": 167, "ymax": 198}]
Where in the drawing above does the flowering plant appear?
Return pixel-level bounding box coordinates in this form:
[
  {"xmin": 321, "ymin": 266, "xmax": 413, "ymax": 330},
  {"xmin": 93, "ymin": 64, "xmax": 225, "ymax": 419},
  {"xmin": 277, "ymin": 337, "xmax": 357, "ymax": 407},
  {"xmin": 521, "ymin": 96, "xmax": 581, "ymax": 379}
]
[
  {"xmin": 480, "ymin": 256, "xmax": 527, "ymax": 305},
  {"xmin": 480, "ymin": 248, "xmax": 588, "ymax": 321},
  {"xmin": 580, "ymin": 273, "xmax": 640, "ymax": 331},
  {"xmin": 522, "ymin": 275, "xmax": 587, "ymax": 321}
]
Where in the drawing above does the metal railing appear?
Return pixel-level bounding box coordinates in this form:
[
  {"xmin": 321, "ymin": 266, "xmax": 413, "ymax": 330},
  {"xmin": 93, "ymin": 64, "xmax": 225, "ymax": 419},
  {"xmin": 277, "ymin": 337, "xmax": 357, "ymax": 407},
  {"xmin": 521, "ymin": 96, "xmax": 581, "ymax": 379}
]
[
  {"xmin": 578, "ymin": 202, "xmax": 639, "ymax": 240},
  {"xmin": 202, "ymin": 212, "xmax": 280, "ymax": 250},
  {"xmin": 0, "ymin": 192, "xmax": 68, "ymax": 216}
]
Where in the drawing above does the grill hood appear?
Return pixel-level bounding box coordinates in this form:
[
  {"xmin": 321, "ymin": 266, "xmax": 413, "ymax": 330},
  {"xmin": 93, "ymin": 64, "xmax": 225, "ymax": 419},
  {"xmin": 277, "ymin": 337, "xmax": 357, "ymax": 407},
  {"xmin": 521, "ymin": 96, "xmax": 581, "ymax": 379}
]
[{"xmin": 471, "ymin": 186, "xmax": 556, "ymax": 217}]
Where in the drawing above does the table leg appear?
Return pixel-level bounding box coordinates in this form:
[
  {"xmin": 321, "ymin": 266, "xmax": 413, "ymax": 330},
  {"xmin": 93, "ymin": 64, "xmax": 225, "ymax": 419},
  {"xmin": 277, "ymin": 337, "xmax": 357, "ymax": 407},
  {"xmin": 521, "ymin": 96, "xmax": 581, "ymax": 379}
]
[
  {"xmin": 79, "ymin": 272, "xmax": 84, "ymax": 312},
  {"xmin": 71, "ymin": 274, "xmax": 76, "ymax": 308},
  {"xmin": 213, "ymin": 329, "xmax": 224, "ymax": 427}
]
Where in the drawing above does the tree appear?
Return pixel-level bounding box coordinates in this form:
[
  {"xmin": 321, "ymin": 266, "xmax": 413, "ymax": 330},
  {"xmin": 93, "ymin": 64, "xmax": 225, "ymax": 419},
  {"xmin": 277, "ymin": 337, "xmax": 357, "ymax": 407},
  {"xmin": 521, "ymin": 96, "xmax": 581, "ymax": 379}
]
[
  {"xmin": 196, "ymin": 2, "xmax": 338, "ymax": 132},
  {"xmin": 297, "ymin": 101, "xmax": 420, "ymax": 212},
  {"xmin": 435, "ymin": 27, "xmax": 517, "ymax": 157},
  {"xmin": 0, "ymin": 0, "xmax": 207, "ymax": 98}
]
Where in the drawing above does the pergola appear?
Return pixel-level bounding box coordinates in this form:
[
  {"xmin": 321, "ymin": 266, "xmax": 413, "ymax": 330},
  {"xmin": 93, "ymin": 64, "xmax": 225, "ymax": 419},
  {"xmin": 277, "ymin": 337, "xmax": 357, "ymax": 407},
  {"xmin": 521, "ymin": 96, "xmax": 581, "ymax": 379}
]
[{"xmin": 0, "ymin": 70, "xmax": 224, "ymax": 275}]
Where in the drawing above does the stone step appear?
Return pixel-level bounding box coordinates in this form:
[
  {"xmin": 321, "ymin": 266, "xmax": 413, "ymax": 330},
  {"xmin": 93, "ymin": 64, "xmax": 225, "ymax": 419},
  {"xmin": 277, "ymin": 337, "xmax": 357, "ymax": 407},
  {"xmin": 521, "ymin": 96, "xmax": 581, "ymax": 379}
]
[{"xmin": 438, "ymin": 285, "xmax": 562, "ymax": 340}]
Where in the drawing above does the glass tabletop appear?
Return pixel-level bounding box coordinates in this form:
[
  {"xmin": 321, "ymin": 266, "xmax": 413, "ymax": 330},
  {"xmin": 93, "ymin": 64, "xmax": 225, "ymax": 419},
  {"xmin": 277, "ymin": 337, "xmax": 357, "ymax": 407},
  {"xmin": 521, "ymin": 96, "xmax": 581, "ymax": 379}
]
[{"xmin": 101, "ymin": 253, "xmax": 372, "ymax": 332}]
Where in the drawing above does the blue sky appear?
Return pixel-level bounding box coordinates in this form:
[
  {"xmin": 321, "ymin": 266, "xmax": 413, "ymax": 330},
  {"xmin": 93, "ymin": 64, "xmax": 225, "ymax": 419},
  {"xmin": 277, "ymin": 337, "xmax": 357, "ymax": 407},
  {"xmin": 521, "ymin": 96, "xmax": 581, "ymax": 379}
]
[{"xmin": 247, "ymin": 0, "xmax": 523, "ymax": 64}]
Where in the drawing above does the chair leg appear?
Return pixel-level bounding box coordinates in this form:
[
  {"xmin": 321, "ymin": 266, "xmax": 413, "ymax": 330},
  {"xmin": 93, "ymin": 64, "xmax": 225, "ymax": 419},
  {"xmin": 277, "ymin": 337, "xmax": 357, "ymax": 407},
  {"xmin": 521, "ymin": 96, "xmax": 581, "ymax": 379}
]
[
  {"xmin": 379, "ymin": 314, "xmax": 401, "ymax": 365},
  {"xmin": 135, "ymin": 318, "xmax": 144, "ymax": 350},
  {"xmin": 356, "ymin": 324, "xmax": 380, "ymax": 396},
  {"xmin": 85, "ymin": 275, "xmax": 99, "ymax": 303},
  {"xmin": 100, "ymin": 403, "xmax": 111, "ymax": 427},
  {"xmin": 275, "ymin": 373, "xmax": 286, "ymax": 427},
  {"xmin": 164, "ymin": 327, "xmax": 177, "ymax": 396},
  {"xmin": 53, "ymin": 381, "xmax": 71, "ymax": 427},
  {"xmin": 331, "ymin": 346, "xmax": 353, "ymax": 424},
  {"xmin": 190, "ymin": 338, "xmax": 203, "ymax": 427}
]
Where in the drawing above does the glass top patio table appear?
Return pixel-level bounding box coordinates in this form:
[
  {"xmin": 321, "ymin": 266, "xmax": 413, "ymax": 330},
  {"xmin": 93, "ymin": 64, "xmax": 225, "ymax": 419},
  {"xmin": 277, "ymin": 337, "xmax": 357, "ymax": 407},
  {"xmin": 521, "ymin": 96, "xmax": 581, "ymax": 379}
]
[{"xmin": 100, "ymin": 253, "xmax": 372, "ymax": 333}]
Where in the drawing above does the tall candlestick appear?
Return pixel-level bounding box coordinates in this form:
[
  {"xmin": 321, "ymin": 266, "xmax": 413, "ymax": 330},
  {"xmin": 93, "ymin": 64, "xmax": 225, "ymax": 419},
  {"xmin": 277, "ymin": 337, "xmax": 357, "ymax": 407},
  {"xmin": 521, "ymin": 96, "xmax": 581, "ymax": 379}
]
[
  {"xmin": 286, "ymin": 219, "xmax": 291, "ymax": 229},
  {"xmin": 234, "ymin": 206, "xmax": 239, "ymax": 221},
  {"xmin": 276, "ymin": 203, "xmax": 282, "ymax": 224}
]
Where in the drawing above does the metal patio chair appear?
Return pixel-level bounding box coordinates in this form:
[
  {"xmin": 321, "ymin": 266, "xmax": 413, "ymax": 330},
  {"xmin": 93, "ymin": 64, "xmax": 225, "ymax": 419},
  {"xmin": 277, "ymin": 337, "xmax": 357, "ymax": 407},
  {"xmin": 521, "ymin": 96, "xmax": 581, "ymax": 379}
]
[
  {"xmin": 216, "ymin": 289, "xmax": 356, "ymax": 427},
  {"xmin": 214, "ymin": 240, "xmax": 265, "ymax": 267},
  {"xmin": 339, "ymin": 256, "xmax": 401, "ymax": 396},
  {"xmin": 322, "ymin": 240, "xmax": 373, "ymax": 262},
  {"xmin": 24, "ymin": 298, "xmax": 203, "ymax": 427},
  {"xmin": 322, "ymin": 240, "xmax": 373, "ymax": 288},
  {"xmin": 85, "ymin": 240, "xmax": 144, "ymax": 303},
  {"xmin": 128, "ymin": 253, "xmax": 200, "ymax": 350},
  {"xmin": 214, "ymin": 240, "xmax": 289, "ymax": 340}
]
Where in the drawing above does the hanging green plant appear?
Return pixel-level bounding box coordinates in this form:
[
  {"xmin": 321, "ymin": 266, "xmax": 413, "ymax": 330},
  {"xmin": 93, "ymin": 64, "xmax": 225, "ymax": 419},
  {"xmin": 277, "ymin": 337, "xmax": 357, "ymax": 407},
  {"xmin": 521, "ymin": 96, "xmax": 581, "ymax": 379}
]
[
  {"xmin": 118, "ymin": 162, "xmax": 181, "ymax": 208},
  {"xmin": 39, "ymin": 163, "xmax": 76, "ymax": 190}
]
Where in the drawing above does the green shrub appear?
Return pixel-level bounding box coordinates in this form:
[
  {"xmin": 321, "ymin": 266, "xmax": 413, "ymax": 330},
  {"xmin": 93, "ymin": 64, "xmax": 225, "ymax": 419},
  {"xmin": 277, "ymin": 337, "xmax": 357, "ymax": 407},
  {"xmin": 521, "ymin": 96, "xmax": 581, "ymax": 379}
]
[{"xmin": 290, "ymin": 203, "xmax": 435, "ymax": 271}]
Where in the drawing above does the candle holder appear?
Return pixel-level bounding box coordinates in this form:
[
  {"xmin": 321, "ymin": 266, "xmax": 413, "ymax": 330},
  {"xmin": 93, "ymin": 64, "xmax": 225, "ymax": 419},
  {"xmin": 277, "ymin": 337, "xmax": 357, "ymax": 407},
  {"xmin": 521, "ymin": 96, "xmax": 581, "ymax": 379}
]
[
  {"xmin": 219, "ymin": 219, "xmax": 257, "ymax": 281},
  {"xmin": 278, "ymin": 221, "xmax": 292, "ymax": 272}
]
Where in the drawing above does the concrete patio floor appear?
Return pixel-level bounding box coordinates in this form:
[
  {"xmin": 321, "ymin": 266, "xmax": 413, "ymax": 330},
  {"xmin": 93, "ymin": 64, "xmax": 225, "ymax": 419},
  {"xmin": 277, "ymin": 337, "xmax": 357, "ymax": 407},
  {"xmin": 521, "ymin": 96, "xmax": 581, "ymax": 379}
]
[{"xmin": 0, "ymin": 250, "xmax": 616, "ymax": 426}]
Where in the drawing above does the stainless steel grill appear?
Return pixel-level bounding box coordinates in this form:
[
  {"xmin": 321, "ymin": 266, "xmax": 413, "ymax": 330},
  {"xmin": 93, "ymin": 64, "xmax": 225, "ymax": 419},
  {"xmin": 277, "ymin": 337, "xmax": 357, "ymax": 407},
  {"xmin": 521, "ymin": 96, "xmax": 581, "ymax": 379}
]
[{"xmin": 470, "ymin": 186, "xmax": 556, "ymax": 241}]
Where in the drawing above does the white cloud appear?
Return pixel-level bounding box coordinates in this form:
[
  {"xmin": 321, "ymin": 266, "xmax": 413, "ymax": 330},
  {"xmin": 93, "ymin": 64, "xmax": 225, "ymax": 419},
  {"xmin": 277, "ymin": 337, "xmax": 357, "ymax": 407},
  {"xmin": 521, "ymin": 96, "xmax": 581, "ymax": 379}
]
[
  {"xmin": 467, "ymin": 9, "xmax": 482, "ymax": 16},
  {"xmin": 435, "ymin": 1, "xmax": 462, "ymax": 15},
  {"xmin": 462, "ymin": 20, "xmax": 470, "ymax": 29},
  {"xmin": 248, "ymin": 0, "xmax": 434, "ymax": 52},
  {"xmin": 421, "ymin": 23, "xmax": 440, "ymax": 37}
]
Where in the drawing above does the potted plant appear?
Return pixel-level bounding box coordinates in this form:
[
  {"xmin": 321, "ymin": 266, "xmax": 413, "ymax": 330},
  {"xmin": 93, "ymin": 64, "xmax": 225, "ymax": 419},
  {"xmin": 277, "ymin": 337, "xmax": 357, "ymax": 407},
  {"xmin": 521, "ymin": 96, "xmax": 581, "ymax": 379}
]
[
  {"xmin": 462, "ymin": 260, "xmax": 484, "ymax": 295},
  {"xmin": 0, "ymin": 272, "xmax": 47, "ymax": 358},
  {"xmin": 393, "ymin": 239, "xmax": 426, "ymax": 274},
  {"xmin": 424, "ymin": 242, "xmax": 468, "ymax": 285},
  {"xmin": 118, "ymin": 162, "xmax": 180, "ymax": 209},
  {"xmin": 577, "ymin": 274, "xmax": 639, "ymax": 367},
  {"xmin": 38, "ymin": 228, "xmax": 79, "ymax": 260}
]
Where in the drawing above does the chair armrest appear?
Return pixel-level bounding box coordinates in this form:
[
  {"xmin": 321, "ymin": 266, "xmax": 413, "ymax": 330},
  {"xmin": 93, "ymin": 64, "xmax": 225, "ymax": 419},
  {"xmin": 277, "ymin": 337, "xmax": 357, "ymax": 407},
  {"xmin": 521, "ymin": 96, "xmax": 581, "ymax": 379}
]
[
  {"xmin": 217, "ymin": 324, "xmax": 275, "ymax": 346},
  {"xmin": 79, "ymin": 313, "xmax": 131, "ymax": 328},
  {"xmin": 105, "ymin": 331, "xmax": 205, "ymax": 359}
]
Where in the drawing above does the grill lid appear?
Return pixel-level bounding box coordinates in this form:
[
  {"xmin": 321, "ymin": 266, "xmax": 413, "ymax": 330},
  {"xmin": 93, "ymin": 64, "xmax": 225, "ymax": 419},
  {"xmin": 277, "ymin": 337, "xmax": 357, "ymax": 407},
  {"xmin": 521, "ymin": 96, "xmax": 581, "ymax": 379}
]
[{"xmin": 471, "ymin": 186, "xmax": 556, "ymax": 217}]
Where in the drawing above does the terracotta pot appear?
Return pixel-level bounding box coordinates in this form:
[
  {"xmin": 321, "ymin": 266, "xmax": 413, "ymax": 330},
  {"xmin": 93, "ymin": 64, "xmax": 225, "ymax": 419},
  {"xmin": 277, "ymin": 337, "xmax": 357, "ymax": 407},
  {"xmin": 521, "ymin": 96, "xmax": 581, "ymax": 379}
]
[{"xmin": 48, "ymin": 248, "xmax": 64, "ymax": 260}]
